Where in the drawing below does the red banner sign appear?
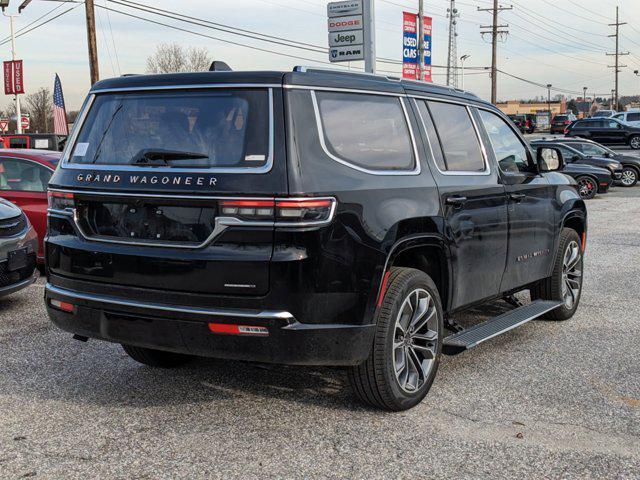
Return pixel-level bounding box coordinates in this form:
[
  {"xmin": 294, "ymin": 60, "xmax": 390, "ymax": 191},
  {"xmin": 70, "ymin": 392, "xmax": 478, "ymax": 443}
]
[
  {"xmin": 402, "ymin": 12, "xmax": 432, "ymax": 82},
  {"xmin": 3, "ymin": 60, "xmax": 25, "ymax": 95},
  {"xmin": 3, "ymin": 61, "xmax": 13, "ymax": 95}
]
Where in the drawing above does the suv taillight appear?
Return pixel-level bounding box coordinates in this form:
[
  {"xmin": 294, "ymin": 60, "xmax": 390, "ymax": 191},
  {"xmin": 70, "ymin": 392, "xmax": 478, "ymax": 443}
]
[
  {"xmin": 47, "ymin": 190, "xmax": 75, "ymax": 211},
  {"xmin": 219, "ymin": 197, "xmax": 336, "ymax": 226}
]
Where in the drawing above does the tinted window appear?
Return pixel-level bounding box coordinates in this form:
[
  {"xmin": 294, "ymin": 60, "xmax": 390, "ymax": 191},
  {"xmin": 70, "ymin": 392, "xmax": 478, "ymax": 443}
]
[
  {"xmin": 567, "ymin": 142, "xmax": 606, "ymax": 156},
  {"xmin": 9, "ymin": 137, "xmax": 28, "ymax": 148},
  {"xmin": 479, "ymin": 110, "xmax": 530, "ymax": 173},
  {"xmin": 606, "ymin": 120, "xmax": 621, "ymax": 129},
  {"xmin": 613, "ymin": 114, "xmax": 624, "ymax": 120},
  {"xmin": 0, "ymin": 158, "xmax": 52, "ymax": 192},
  {"xmin": 554, "ymin": 115, "xmax": 568, "ymax": 122},
  {"xmin": 415, "ymin": 100, "xmax": 446, "ymax": 171},
  {"xmin": 316, "ymin": 91, "xmax": 414, "ymax": 171},
  {"xmin": 556, "ymin": 145, "xmax": 580, "ymax": 161},
  {"xmin": 628, "ymin": 113, "xmax": 640, "ymax": 122},
  {"xmin": 69, "ymin": 89, "xmax": 270, "ymax": 169},
  {"xmin": 428, "ymin": 101, "xmax": 486, "ymax": 172}
]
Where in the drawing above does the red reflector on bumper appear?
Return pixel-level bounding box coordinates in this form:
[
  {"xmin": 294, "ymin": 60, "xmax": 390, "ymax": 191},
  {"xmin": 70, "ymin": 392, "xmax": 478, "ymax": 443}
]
[
  {"xmin": 208, "ymin": 323, "xmax": 269, "ymax": 336},
  {"xmin": 50, "ymin": 299, "xmax": 75, "ymax": 313}
]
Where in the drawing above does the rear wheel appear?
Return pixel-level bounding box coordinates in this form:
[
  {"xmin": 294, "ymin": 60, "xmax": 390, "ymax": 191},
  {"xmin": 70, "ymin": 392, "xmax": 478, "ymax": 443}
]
[
  {"xmin": 532, "ymin": 228, "xmax": 584, "ymax": 321},
  {"xmin": 629, "ymin": 135, "xmax": 640, "ymax": 149},
  {"xmin": 122, "ymin": 344, "xmax": 192, "ymax": 368},
  {"xmin": 621, "ymin": 167, "xmax": 638, "ymax": 187},
  {"xmin": 575, "ymin": 176, "xmax": 597, "ymax": 199},
  {"xmin": 348, "ymin": 267, "xmax": 443, "ymax": 411}
]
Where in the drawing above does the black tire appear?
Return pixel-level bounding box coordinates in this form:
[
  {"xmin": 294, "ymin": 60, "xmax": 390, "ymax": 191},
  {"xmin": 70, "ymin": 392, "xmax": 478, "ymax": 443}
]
[
  {"xmin": 621, "ymin": 166, "xmax": 638, "ymax": 187},
  {"xmin": 629, "ymin": 135, "xmax": 640, "ymax": 150},
  {"xmin": 575, "ymin": 176, "xmax": 597, "ymax": 200},
  {"xmin": 348, "ymin": 267, "xmax": 443, "ymax": 411},
  {"xmin": 531, "ymin": 228, "xmax": 584, "ymax": 321},
  {"xmin": 122, "ymin": 344, "xmax": 192, "ymax": 368}
]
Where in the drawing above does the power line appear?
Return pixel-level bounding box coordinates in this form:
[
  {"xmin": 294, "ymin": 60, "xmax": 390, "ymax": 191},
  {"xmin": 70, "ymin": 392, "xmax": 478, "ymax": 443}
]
[
  {"xmin": 0, "ymin": 4, "xmax": 82, "ymax": 47},
  {"xmin": 478, "ymin": 0, "xmax": 511, "ymax": 104}
]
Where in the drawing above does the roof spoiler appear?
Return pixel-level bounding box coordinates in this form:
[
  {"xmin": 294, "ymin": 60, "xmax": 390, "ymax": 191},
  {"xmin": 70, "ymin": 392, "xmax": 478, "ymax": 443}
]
[{"xmin": 209, "ymin": 61, "xmax": 233, "ymax": 72}]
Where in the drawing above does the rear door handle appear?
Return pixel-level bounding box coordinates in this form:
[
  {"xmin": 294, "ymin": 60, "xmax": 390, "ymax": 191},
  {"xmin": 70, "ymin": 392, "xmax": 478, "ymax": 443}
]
[
  {"xmin": 445, "ymin": 196, "xmax": 467, "ymax": 207},
  {"xmin": 509, "ymin": 193, "xmax": 526, "ymax": 203}
]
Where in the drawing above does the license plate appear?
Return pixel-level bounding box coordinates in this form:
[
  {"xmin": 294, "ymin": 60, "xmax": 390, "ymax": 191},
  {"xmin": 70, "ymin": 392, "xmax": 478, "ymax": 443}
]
[{"xmin": 7, "ymin": 247, "xmax": 28, "ymax": 271}]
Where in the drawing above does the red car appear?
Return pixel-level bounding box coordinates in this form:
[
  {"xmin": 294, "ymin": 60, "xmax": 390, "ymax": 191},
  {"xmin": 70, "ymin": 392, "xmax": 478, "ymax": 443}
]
[{"xmin": 0, "ymin": 149, "xmax": 61, "ymax": 262}]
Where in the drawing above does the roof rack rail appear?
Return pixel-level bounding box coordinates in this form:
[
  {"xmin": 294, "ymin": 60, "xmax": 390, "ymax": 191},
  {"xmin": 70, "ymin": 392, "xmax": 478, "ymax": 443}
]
[{"xmin": 293, "ymin": 65, "xmax": 401, "ymax": 82}]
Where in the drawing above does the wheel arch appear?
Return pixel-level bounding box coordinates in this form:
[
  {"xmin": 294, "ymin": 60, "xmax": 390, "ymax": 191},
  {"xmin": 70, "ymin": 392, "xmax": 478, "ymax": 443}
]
[{"xmin": 378, "ymin": 235, "xmax": 452, "ymax": 313}]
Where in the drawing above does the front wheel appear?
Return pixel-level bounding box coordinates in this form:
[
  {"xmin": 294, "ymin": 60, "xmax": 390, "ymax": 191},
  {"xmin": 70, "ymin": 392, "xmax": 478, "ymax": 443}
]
[
  {"xmin": 575, "ymin": 176, "xmax": 597, "ymax": 199},
  {"xmin": 531, "ymin": 228, "xmax": 584, "ymax": 321},
  {"xmin": 629, "ymin": 135, "xmax": 640, "ymax": 150},
  {"xmin": 348, "ymin": 267, "xmax": 443, "ymax": 411},
  {"xmin": 621, "ymin": 167, "xmax": 638, "ymax": 187}
]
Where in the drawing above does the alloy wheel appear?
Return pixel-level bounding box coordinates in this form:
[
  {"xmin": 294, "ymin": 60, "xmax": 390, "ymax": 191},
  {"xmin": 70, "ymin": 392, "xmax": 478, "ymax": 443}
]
[
  {"xmin": 631, "ymin": 137, "xmax": 640, "ymax": 149},
  {"xmin": 561, "ymin": 240, "xmax": 582, "ymax": 309},
  {"xmin": 621, "ymin": 169, "xmax": 637, "ymax": 186},
  {"xmin": 393, "ymin": 288, "xmax": 438, "ymax": 393},
  {"xmin": 577, "ymin": 178, "xmax": 595, "ymax": 199}
]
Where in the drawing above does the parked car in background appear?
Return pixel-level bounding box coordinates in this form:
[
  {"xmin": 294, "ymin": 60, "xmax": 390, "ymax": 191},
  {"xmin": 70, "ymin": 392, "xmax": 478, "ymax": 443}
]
[
  {"xmin": 523, "ymin": 114, "xmax": 537, "ymax": 134},
  {"xmin": 0, "ymin": 150, "xmax": 61, "ymax": 262},
  {"xmin": 565, "ymin": 117, "xmax": 640, "ymax": 149},
  {"xmin": 550, "ymin": 137, "xmax": 640, "ymax": 187},
  {"xmin": 561, "ymin": 162, "xmax": 613, "ymax": 199},
  {"xmin": 592, "ymin": 110, "xmax": 616, "ymax": 118},
  {"xmin": 612, "ymin": 110, "xmax": 640, "ymax": 127},
  {"xmin": 0, "ymin": 133, "xmax": 67, "ymax": 151},
  {"xmin": 507, "ymin": 114, "xmax": 526, "ymax": 133},
  {"xmin": 0, "ymin": 198, "xmax": 38, "ymax": 298},
  {"xmin": 550, "ymin": 113, "xmax": 577, "ymax": 134},
  {"xmin": 531, "ymin": 139, "xmax": 623, "ymax": 184}
]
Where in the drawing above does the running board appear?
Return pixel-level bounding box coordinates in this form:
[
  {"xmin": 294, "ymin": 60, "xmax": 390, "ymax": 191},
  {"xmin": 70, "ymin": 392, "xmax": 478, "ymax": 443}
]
[{"xmin": 442, "ymin": 300, "xmax": 563, "ymax": 355}]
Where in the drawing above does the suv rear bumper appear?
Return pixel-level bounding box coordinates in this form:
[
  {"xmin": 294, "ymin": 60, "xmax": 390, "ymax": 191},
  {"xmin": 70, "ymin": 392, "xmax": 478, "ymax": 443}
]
[{"xmin": 45, "ymin": 283, "xmax": 375, "ymax": 366}]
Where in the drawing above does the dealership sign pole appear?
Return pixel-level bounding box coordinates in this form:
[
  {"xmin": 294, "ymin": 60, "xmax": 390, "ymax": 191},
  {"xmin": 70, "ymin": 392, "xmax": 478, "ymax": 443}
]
[
  {"xmin": 402, "ymin": 12, "xmax": 432, "ymax": 82},
  {"xmin": 3, "ymin": 12, "xmax": 23, "ymax": 133},
  {"xmin": 327, "ymin": 0, "xmax": 376, "ymax": 73}
]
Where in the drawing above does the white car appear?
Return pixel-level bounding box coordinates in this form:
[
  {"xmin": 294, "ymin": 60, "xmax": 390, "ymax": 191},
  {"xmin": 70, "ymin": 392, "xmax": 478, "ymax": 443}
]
[{"xmin": 612, "ymin": 111, "xmax": 640, "ymax": 127}]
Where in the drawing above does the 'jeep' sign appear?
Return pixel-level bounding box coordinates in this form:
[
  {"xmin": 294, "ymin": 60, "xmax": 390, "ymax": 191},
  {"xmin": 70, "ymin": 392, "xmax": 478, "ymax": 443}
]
[{"xmin": 329, "ymin": 30, "xmax": 364, "ymax": 47}]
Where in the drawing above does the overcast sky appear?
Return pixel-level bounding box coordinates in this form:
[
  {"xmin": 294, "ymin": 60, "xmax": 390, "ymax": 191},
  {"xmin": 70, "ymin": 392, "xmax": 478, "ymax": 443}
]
[{"xmin": 1, "ymin": 0, "xmax": 638, "ymax": 111}]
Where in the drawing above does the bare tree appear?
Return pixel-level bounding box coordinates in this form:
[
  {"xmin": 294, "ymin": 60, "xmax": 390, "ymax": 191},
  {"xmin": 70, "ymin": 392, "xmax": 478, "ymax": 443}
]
[
  {"xmin": 24, "ymin": 88, "xmax": 53, "ymax": 133},
  {"xmin": 146, "ymin": 43, "xmax": 212, "ymax": 74},
  {"xmin": 1, "ymin": 102, "xmax": 17, "ymax": 133}
]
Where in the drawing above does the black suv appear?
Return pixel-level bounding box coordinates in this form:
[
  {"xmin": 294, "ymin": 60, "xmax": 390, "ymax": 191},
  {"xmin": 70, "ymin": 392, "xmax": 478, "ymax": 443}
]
[
  {"xmin": 45, "ymin": 68, "xmax": 586, "ymax": 411},
  {"xmin": 566, "ymin": 117, "xmax": 640, "ymax": 149},
  {"xmin": 553, "ymin": 137, "xmax": 640, "ymax": 187},
  {"xmin": 550, "ymin": 113, "xmax": 577, "ymax": 134}
]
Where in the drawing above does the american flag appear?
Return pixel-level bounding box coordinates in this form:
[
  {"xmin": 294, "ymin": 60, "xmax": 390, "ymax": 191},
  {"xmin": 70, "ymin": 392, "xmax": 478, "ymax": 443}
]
[{"xmin": 52, "ymin": 73, "xmax": 68, "ymax": 135}]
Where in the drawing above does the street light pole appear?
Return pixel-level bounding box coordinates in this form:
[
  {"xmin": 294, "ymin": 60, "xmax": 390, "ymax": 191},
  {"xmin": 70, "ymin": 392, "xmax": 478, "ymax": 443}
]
[
  {"xmin": 547, "ymin": 84, "xmax": 552, "ymax": 130},
  {"xmin": 460, "ymin": 54, "xmax": 470, "ymax": 90},
  {"xmin": 418, "ymin": 0, "xmax": 424, "ymax": 81}
]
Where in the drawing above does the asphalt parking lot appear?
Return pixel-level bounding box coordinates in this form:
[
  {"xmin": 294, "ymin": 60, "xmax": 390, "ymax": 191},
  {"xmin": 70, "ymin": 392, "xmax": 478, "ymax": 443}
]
[{"xmin": 1, "ymin": 183, "xmax": 639, "ymax": 479}]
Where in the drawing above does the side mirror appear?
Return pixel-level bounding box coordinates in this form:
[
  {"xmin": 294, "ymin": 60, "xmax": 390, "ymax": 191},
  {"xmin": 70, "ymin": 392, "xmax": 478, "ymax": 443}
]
[{"xmin": 537, "ymin": 146, "xmax": 563, "ymax": 172}]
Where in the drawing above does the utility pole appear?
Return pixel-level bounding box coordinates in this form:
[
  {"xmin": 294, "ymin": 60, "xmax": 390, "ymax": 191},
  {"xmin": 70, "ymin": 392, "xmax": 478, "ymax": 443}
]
[
  {"xmin": 606, "ymin": 6, "xmax": 628, "ymax": 111},
  {"xmin": 582, "ymin": 86, "xmax": 588, "ymax": 118},
  {"xmin": 84, "ymin": 0, "xmax": 100, "ymax": 84},
  {"xmin": 418, "ymin": 0, "xmax": 424, "ymax": 81},
  {"xmin": 547, "ymin": 84, "xmax": 552, "ymax": 129},
  {"xmin": 479, "ymin": 1, "xmax": 512, "ymax": 104},
  {"xmin": 446, "ymin": 0, "xmax": 459, "ymax": 88},
  {"xmin": 460, "ymin": 54, "xmax": 471, "ymax": 90}
]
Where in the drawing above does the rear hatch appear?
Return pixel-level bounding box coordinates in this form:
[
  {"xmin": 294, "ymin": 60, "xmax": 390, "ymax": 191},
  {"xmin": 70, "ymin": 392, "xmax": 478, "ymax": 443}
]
[{"xmin": 47, "ymin": 79, "xmax": 288, "ymax": 296}]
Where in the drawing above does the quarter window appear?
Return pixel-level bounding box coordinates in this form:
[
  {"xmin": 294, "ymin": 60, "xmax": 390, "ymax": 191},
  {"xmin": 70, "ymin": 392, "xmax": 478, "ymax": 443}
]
[
  {"xmin": 315, "ymin": 91, "xmax": 415, "ymax": 171},
  {"xmin": 0, "ymin": 158, "xmax": 52, "ymax": 192},
  {"xmin": 628, "ymin": 113, "xmax": 640, "ymax": 122},
  {"xmin": 427, "ymin": 101, "xmax": 486, "ymax": 172},
  {"xmin": 478, "ymin": 110, "xmax": 530, "ymax": 173}
]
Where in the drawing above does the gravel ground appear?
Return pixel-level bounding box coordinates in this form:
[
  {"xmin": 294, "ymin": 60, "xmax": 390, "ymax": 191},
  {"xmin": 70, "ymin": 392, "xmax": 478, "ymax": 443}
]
[{"xmin": 1, "ymin": 187, "xmax": 639, "ymax": 479}]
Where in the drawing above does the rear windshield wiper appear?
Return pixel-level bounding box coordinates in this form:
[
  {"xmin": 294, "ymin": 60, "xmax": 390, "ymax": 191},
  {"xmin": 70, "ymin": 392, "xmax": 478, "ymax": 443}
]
[{"xmin": 131, "ymin": 149, "xmax": 209, "ymax": 166}]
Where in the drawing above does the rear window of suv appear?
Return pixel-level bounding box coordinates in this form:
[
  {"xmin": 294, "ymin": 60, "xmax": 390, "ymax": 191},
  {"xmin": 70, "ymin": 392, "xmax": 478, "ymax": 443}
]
[{"xmin": 67, "ymin": 89, "xmax": 271, "ymax": 170}]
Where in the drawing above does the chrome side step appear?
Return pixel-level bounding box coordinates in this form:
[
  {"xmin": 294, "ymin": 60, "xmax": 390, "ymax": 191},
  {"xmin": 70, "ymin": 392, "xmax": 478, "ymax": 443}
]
[{"xmin": 442, "ymin": 300, "xmax": 563, "ymax": 355}]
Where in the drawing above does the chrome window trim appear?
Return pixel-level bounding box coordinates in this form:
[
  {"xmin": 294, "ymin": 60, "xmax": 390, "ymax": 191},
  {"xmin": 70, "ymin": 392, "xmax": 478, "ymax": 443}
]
[
  {"xmin": 91, "ymin": 83, "xmax": 281, "ymax": 94},
  {"xmin": 285, "ymin": 84, "xmax": 403, "ymax": 97},
  {"xmin": 60, "ymin": 87, "xmax": 275, "ymax": 174},
  {"xmin": 413, "ymin": 98, "xmax": 491, "ymax": 177},
  {"xmin": 310, "ymin": 90, "xmax": 421, "ymax": 176},
  {"xmin": 45, "ymin": 283, "xmax": 294, "ymax": 320}
]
